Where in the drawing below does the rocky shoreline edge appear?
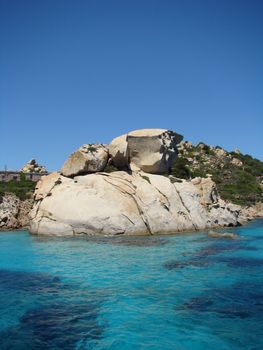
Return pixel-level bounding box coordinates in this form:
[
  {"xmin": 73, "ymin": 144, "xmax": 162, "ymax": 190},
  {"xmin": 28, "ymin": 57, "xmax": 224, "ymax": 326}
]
[
  {"xmin": 0, "ymin": 204, "xmax": 262, "ymax": 237},
  {"xmin": 0, "ymin": 187, "xmax": 262, "ymax": 234},
  {"xmin": 1, "ymin": 176, "xmax": 262, "ymax": 236}
]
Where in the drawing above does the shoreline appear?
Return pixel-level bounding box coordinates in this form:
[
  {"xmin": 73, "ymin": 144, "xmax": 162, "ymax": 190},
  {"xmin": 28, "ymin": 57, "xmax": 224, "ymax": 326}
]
[{"xmin": 1, "ymin": 217, "xmax": 262, "ymax": 237}]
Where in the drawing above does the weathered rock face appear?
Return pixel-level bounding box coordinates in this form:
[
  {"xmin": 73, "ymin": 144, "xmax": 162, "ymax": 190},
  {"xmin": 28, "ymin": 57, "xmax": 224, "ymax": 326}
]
[
  {"xmin": 21, "ymin": 159, "xmax": 47, "ymax": 174},
  {"xmin": 0, "ymin": 194, "xmax": 33, "ymax": 230},
  {"xmin": 60, "ymin": 144, "xmax": 109, "ymax": 177},
  {"xmin": 29, "ymin": 172, "xmax": 242, "ymax": 236},
  {"xmin": 109, "ymin": 129, "xmax": 183, "ymax": 174}
]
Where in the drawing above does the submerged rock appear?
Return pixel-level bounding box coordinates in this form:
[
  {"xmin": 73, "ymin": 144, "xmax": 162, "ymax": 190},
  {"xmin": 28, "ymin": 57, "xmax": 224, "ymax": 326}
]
[
  {"xmin": 86, "ymin": 235, "xmax": 168, "ymax": 247},
  {"xmin": 30, "ymin": 172, "xmax": 241, "ymax": 236},
  {"xmin": 0, "ymin": 269, "xmax": 103, "ymax": 350},
  {"xmin": 0, "ymin": 269, "xmax": 61, "ymax": 292},
  {"xmin": 178, "ymin": 280, "xmax": 263, "ymax": 320},
  {"xmin": 207, "ymin": 231, "xmax": 238, "ymax": 239}
]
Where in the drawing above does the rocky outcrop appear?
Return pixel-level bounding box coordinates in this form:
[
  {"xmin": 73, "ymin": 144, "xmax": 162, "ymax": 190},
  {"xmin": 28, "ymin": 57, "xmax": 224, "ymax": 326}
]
[
  {"xmin": 27, "ymin": 127, "xmax": 262, "ymax": 237},
  {"xmin": 109, "ymin": 129, "xmax": 183, "ymax": 174},
  {"xmin": 240, "ymin": 202, "xmax": 263, "ymax": 221},
  {"xmin": 0, "ymin": 194, "xmax": 33, "ymax": 230},
  {"xmin": 61, "ymin": 144, "xmax": 108, "ymax": 177},
  {"xmin": 21, "ymin": 159, "xmax": 47, "ymax": 174},
  {"xmin": 29, "ymin": 172, "xmax": 242, "ymax": 236}
]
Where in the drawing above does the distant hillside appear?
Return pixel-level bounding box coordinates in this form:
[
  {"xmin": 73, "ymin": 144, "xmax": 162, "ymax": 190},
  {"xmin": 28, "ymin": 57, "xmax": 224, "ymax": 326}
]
[{"xmin": 172, "ymin": 141, "xmax": 263, "ymax": 206}]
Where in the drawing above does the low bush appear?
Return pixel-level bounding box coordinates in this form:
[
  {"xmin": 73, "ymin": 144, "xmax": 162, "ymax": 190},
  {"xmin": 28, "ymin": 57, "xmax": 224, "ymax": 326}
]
[
  {"xmin": 171, "ymin": 158, "xmax": 191, "ymax": 179},
  {"xmin": 172, "ymin": 146, "xmax": 263, "ymax": 206},
  {"xmin": 103, "ymin": 164, "xmax": 119, "ymax": 173},
  {"xmin": 0, "ymin": 174, "xmax": 36, "ymax": 200}
]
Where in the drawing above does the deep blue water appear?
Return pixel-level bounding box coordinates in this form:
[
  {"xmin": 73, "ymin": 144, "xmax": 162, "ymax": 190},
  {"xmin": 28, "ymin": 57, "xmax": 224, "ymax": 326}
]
[{"xmin": 0, "ymin": 220, "xmax": 263, "ymax": 350}]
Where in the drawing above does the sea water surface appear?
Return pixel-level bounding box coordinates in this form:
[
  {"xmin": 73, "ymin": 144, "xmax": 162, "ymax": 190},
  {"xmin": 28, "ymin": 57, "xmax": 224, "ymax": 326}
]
[{"xmin": 0, "ymin": 220, "xmax": 263, "ymax": 350}]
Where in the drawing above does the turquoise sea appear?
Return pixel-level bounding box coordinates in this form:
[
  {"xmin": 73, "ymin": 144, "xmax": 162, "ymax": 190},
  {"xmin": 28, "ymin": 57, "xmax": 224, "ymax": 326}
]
[{"xmin": 0, "ymin": 220, "xmax": 263, "ymax": 350}]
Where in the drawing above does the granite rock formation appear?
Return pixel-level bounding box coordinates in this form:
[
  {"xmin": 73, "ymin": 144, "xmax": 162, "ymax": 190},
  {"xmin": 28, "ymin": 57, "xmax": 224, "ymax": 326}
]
[
  {"xmin": 109, "ymin": 129, "xmax": 183, "ymax": 174},
  {"xmin": 30, "ymin": 171, "xmax": 241, "ymax": 236},
  {"xmin": 28, "ymin": 128, "xmax": 261, "ymax": 236},
  {"xmin": 21, "ymin": 159, "xmax": 47, "ymax": 174},
  {"xmin": 61, "ymin": 144, "xmax": 108, "ymax": 177}
]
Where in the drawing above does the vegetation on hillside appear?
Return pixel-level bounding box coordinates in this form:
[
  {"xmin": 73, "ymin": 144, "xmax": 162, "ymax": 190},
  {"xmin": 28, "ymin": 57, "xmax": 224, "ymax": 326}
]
[
  {"xmin": 0, "ymin": 173, "xmax": 36, "ymax": 200},
  {"xmin": 172, "ymin": 142, "xmax": 263, "ymax": 206}
]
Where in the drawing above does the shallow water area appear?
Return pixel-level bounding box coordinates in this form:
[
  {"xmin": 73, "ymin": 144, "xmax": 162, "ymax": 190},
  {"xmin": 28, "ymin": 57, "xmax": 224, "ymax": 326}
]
[{"xmin": 0, "ymin": 220, "xmax": 263, "ymax": 349}]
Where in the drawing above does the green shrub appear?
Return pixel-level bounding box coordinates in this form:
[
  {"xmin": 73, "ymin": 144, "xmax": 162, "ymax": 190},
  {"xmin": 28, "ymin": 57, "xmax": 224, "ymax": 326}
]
[
  {"xmin": 214, "ymin": 168, "xmax": 262, "ymax": 205},
  {"xmin": 87, "ymin": 146, "xmax": 97, "ymax": 153},
  {"xmin": 171, "ymin": 158, "xmax": 191, "ymax": 179},
  {"xmin": 142, "ymin": 175, "xmax": 151, "ymax": 184},
  {"xmin": 54, "ymin": 179, "xmax": 62, "ymax": 186},
  {"xmin": 104, "ymin": 164, "xmax": 119, "ymax": 173},
  {"xmin": 191, "ymin": 169, "xmax": 206, "ymax": 178},
  {"xmin": 176, "ymin": 143, "xmax": 263, "ymax": 206},
  {"xmin": 0, "ymin": 177, "xmax": 36, "ymax": 200}
]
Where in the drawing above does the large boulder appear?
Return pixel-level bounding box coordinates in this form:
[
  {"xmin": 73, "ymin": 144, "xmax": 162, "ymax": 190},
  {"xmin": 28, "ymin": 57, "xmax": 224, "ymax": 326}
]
[
  {"xmin": 109, "ymin": 129, "xmax": 183, "ymax": 174},
  {"xmin": 60, "ymin": 144, "xmax": 108, "ymax": 177},
  {"xmin": 127, "ymin": 129, "xmax": 183, "ymax": 173},
  {"xmin": 29, "ymin": 172, "xmax": 242, "ymax": 236}
]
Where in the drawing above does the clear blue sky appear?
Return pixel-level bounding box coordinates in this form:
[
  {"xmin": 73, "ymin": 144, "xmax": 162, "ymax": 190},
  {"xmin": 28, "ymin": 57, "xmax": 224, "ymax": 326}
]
[{"xmin": 1, "ymin": 0, "xmax": 262, "ymax": 171}]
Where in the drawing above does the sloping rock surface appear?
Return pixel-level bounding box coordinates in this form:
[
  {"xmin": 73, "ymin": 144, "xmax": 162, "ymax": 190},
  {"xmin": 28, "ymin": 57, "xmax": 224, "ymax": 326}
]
[{"xmin": 29, "ymin": 172, "xmax": 241, "ymax": 236}]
